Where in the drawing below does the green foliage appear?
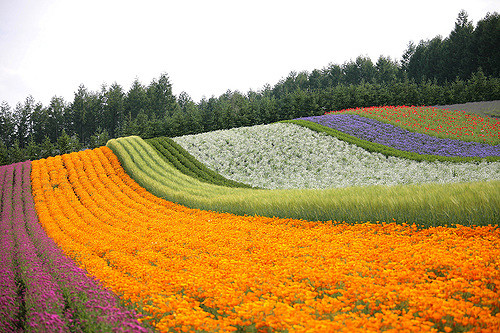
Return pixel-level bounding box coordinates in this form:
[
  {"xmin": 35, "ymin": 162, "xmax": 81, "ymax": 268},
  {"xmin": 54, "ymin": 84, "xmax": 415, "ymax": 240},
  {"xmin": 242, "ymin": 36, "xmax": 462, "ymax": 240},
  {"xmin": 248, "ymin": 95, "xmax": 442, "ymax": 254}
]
[
  {"xmin": 404, "ymin": 11, "xmax": 499, "ymax": 82},
  {"xmin": 46, "ymin": 96, "xmax": 66, "ymax": 142},
  {"xmin": 107, "ymin": 136, "xmax": 500, "ymax": 227},
  {"xmin": 8, "ymin": 140, "xmax": 24, "ymax": 163},
  {"xmin": 39, "ymin": 136, "xmax": 55, "ymax": 159},
  {"xmin": 57, "ymin": 129, "xmax": 73, "ymax": 155},
  {"xmin": 0, "ymin": 140, "xmax": 8, "ymax": 165},
  {"xmin": 104, "ymin": 82, "xmax": 125, "ymax": 138},
  {"xmin": 0, "ymin": 101, "xmax": 15, "ymax": 147},
  {"xmin": 24, "ymin": 138, "xmax": 40, "ymax": 161},
  {"xmin": 146, "ymin": 73, "xmax": 179, "ymax": 119},
  {"xmin": 89, "ymin": 128, "xmax": 110, "ymax": 149},
  {"xmin": 146, "ymin": 136, "xmax": 254, "ymax": 188}
]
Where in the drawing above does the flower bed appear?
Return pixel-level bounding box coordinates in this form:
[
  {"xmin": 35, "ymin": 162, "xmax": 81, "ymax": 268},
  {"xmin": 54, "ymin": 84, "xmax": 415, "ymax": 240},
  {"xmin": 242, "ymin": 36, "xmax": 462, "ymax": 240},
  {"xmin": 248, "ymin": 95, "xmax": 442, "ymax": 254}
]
[
  {"xmin": 29, "ymin": 148, "xmax": 500, "ymax": 332},
  {"xmin": 298, "ymin": 113, "xmax": 500, "ymax": 157},
  {"xmin": 0, "ymin": 161, "xmax": 148, "ymax": 332},
  {"xmin": 173, "ymin": 123, "xmax": 500, "ymax": 189},
  {"xmin": 326, "ymin": 105, "xmax": 500, "ymax": 145}
]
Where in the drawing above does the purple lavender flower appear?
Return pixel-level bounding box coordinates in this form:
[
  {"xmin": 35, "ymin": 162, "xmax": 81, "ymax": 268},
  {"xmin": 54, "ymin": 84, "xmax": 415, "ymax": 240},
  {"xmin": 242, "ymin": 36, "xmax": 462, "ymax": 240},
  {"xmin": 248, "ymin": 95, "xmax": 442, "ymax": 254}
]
[{"xmin": 299, "ymin": 113, "xmax": 500, "ymax": 157}]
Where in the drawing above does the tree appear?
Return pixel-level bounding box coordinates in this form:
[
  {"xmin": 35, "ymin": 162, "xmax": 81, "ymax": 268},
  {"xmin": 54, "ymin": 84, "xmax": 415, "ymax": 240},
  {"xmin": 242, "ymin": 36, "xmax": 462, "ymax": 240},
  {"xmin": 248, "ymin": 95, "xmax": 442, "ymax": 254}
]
[
  {"xmin": 177, "ymin": 91, "xmax": 203, "ymax": 134},
  {"xmin": 47, "ymin": 96, "xmax": 66, "ymax": 143},
  {"xmin": 375, "ymin": 56, "xmax": 400, "ymax": 84},
  {"xmin": 0, "ymin": 101, "xmax": 15, "ymax": 147},
  {"xmin": 69, "ymin": 85, "xmax": 90, "ymax": 144},
  {"xmin": 104, "ymin": 82, "xmax": 125, "ymax": 137},
  {"xmin": 472, "ymin": 12, "xmax": 500, "ymax": 78},
  {"xmin": 401, "ymin": 41, "xmax": 416, "ymax": 73},
  {"xmin": 404, "ymin": 38, "xmax": 445, "ymax": 83},
  {"xmin": 124, "ymin": 78, "xmax": 148, "ymax": 120},
  {"xmin": 321, "ymin": 63, "xmax": 343, "ymax": 88},
  {"xmin": 228, "ymin": 91, "xmax": 251, "ymax": 127},
  {"xmin": 342, "ymin": 56, "xmax": 376, "ymax": 85},
  {"xmin": 0, "ymin": 140, "xmax": 8, "ymax": 165},
  {"xmin": 85, "ymin": 88, "xmax": 105, "ymax": 145},
  {"xmin": 31, "ymin": 103, "xmax": 49, "ymax": 144},
  {"xmin": 198, "ymin": 97, "xmax": 217, "ymax": 132},
  {"xmin": 8, "ymin": 140, "xmax": 24, "ymax": 163},
  {"xmin": 24, "ymin": 137, "xmax": 40, "ymax": 161},
  {"xmin": 425, "ymin": 37, "xmax": 447, "ymax": 82},
  {"xmin": 89, "ymin": 128, "xmax": 110, "ymax": 148},
  {"xmin": 308, "ymin": 69, "xmax": 323, "ymax": 90},
  {"xmin": 13, "ymin": 96, "xmax": 36, "ymax": 148},
  {"xmin": 147, "ymin": 73, "xmax": 178, "ymax": 119},
  {"xmin": 57, "ymin": 129, "xmax": 73, "ymax": 155},
  {"xmin": 39, "ymin": 136, "xmax": 55, "ymax": 159},
  {"xmin": 272, "ymin": 71, "xmax": 309, "ymax": 98},
  {"xmin": 445, "ymin": 10, "xmax": 475, "ymax": 80}
]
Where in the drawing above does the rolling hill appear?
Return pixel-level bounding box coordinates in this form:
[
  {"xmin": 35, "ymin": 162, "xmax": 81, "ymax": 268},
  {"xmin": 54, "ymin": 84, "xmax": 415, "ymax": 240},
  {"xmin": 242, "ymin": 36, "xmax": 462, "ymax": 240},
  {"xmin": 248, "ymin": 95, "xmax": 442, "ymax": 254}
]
[{"xmin": 1, "ymin": 104, "xmax": 499, "ymax": 332}]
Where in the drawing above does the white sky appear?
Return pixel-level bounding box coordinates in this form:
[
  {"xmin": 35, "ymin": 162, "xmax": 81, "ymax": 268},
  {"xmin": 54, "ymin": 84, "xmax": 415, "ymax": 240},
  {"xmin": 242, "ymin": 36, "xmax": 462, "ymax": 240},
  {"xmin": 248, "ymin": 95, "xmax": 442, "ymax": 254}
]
[{"xmin": 1, "ymin": 0, "xmax": 498, "ymax": 107}]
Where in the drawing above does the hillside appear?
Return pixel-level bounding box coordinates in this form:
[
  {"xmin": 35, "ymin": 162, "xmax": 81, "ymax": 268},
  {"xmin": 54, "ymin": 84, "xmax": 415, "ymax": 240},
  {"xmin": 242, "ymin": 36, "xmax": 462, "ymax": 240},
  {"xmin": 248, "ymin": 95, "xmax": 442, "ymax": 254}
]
[
  {"xmin": 105, "ymin": 105, "xmax": 500, "ymax": 226},
  {"xmin": 1, "ymin": 104, "xmax": 499, "ymax": 332},
  {"xmin": 172, "ymin": 122, "xmax": 499, "ymax": 190}
]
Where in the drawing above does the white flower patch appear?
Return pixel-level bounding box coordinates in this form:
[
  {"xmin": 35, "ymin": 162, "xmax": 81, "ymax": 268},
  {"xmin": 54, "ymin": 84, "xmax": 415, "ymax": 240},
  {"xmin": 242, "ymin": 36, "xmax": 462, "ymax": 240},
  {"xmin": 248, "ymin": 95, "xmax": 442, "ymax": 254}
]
[{"xmin": 173, "ymin": 123, "xmax": 500, "ymax": 189}]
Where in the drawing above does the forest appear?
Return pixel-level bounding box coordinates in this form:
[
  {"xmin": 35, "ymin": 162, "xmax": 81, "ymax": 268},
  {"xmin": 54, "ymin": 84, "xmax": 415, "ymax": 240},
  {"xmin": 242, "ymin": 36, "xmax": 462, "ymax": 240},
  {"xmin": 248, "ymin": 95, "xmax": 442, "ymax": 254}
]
[{"xmin": 0, "ymin": 10, "xmax": 499, "ymax": 166}]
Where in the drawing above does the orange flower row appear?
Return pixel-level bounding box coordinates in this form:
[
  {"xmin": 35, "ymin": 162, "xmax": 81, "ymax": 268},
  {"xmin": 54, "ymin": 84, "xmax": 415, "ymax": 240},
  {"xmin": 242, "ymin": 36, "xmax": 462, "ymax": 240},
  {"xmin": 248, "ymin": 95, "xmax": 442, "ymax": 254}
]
[{"xmin": 31, "ymin": 147, "xmax": 500, "ymax": 332}]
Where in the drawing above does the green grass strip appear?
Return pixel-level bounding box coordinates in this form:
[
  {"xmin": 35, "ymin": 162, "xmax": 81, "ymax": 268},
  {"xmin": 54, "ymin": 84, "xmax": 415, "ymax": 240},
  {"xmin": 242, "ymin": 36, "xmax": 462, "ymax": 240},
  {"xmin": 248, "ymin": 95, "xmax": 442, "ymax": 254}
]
[
  {"xmin": 146, "ymin": 136, "xmax": 254, "ymax": 188},
  {"xmin": 282, "ymin": 119, "xmax": 500, "ymax": 163},
  {"xmin": 107, "ymin": 136, "xmax": 500, "ymax": 227}
]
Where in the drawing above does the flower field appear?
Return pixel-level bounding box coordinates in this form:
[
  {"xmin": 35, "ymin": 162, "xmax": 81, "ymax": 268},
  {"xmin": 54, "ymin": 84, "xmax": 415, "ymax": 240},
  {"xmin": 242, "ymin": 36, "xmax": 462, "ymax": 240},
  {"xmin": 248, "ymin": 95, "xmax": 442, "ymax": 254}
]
[
  {"xmin": 146, "ymin": 136, "xmax": 254, "ymax": 188},
  {"xmin": 27, "ymin": 147, "xmax": 500, "ymax": 332},
  {"xmin": 108, "ymin": 135, "xmax": 500, "ymax": 226},
  {"xmin": 172, "ymin": 123, "xmax": 500, "ymax": 189},
  {"xmin": 325, "ymin": 106, "xmax": 500, "ymax": 145},
  {"xmin": 0, "ymin": 105, "xmax": 499, "ymax": 332},
  {"xmin": 298, "ymin": 113, "xmax": 500, "ymax": 158},
  {"xmin": 0, "ymin": 162, "xmax": 147, "ymax": 332}
]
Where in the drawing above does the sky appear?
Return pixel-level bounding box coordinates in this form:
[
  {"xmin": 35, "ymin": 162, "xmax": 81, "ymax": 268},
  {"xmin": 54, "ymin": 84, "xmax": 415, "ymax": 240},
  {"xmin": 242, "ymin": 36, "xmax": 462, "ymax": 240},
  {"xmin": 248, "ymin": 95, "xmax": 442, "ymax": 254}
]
[{"xmin": 1, "ymin": 0, "xmax": 499, "ymax": 108}]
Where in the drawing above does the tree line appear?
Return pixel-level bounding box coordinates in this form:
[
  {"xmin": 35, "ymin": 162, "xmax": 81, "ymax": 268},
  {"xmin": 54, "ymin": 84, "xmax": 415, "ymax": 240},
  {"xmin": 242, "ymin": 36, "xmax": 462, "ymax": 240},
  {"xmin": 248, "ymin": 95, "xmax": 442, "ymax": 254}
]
[{"xmin": 1, "ymin": 10, "xmax": 499, "ymax": 166}]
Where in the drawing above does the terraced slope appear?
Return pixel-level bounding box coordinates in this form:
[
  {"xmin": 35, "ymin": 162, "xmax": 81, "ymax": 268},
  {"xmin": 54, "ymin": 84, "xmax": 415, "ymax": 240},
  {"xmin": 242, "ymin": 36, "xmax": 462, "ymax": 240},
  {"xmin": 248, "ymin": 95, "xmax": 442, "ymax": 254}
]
[{"xmin": 107, "ymin": 135, "xmax": 500, "ymax": 226}]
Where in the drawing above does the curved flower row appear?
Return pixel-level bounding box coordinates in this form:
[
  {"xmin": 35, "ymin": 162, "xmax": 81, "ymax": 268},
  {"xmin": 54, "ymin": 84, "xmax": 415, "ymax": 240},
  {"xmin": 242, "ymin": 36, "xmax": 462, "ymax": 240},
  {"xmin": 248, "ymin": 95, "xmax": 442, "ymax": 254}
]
[
  {"xmin": 0, "ymin": 161, "xmax": 148, "ymax": 332},
  {"xmin": 326, "ymin": 105, "xmax": 500, "ymax": 145},
  {"xmin": 30, "ymin": 147, "xmax": 500, "ymax": 332},
  {"xmin": 299, "ymin": 113, "xmax": 500, "ymax": 157}
]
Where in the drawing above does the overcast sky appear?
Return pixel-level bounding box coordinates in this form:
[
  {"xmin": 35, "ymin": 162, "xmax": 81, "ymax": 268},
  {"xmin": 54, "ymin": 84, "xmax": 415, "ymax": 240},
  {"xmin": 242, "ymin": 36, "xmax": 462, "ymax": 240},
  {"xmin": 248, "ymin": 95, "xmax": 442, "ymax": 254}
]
[{"xmin": 1, "ymin": 0, "xmax": 498, "ymax": 107}]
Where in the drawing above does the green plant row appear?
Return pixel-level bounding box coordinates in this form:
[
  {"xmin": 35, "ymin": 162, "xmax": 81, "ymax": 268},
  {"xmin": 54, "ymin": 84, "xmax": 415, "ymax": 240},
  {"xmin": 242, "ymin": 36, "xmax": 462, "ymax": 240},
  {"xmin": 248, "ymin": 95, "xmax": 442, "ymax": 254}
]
[
  {"xmin": 146, "ymin": 136, "xmax": 254, "ymax": 188},
  {"xmin": 282, "ymin": 119, "xmax": 500, "ymax": 163},
  {"xmin": 107, "ymin": 136, "xmax": 500, "ymax": 227}
]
